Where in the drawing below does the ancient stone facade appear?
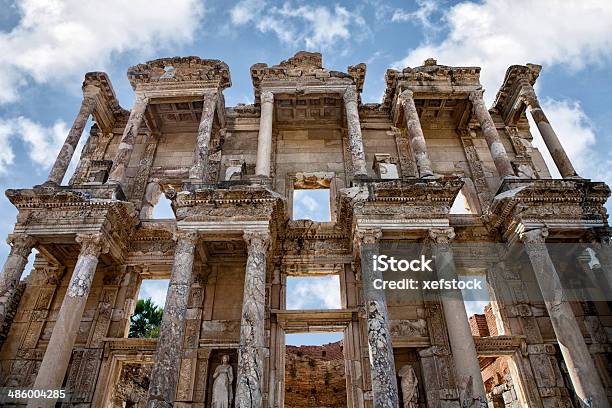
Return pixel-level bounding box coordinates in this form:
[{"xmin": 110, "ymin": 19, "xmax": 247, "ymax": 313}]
[{"xmin": 0, "ymin": 52, "xmax": 610, "ymax": 408}]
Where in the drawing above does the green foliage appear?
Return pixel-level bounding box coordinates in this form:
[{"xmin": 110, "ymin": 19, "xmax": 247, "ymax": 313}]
[{"xmin": 129, "ymin": 298, "xmax": 163, "ymax": 338}]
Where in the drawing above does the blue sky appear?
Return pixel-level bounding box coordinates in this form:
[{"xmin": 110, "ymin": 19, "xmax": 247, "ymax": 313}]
[{"xmin": 1, "ymin": 0, "xmax": 611, "ymax": 345}]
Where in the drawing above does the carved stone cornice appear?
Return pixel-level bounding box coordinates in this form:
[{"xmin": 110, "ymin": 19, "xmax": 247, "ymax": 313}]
[
  {"xmin": 250, "ymin": 51, "xmax": 363, "ymax": 103},
  {"xmin": 383, "ymin": 60, "xmax": 481, "ymax": 110},
  {"xmin": 127, "ymin": 56, "xmax": 231, "ymax": 90},
  {"xmin": 491, "ymin": 64, "xmax": 541, "ymax": 124},
  {"xmin": 486, "ymin": 179, "xmax": 610, "ymax": 236},
  {"xmin": 473, "ymin": 335, "xmax": 527, "ymax": 357}
]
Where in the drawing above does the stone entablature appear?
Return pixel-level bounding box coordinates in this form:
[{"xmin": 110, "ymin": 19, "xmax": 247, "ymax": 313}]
[{"xmin": 0, "ymin": 51, "xmax": 610, "ymax": 408}]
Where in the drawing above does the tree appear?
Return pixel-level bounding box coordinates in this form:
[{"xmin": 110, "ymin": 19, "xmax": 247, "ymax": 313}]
[{"xmin": 129, "ymin": 298, "xmax": 163, "ymax": 338}]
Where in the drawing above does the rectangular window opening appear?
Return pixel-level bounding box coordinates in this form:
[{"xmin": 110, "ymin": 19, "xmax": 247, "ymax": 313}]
[
  {"xmin": 285, "ymin": 332, "xmax": 347, "ymax": 407},
  {"xmin": 292, "ymin": 188, "xmax": 331, "ymax": 222},
  {"xmin": 286, "ymin": 275, "xmax": 341, "ymax": 310},
  {"xmin": 128, "ymin": 279, "xmax": 169, "ymax": 338}
]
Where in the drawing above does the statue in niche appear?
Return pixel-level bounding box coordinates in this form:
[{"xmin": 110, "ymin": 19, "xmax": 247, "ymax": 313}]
[
  {"xmin": 211, "ymin": 354, "xmax": 233, "ymax": 408},
  {"xmin": 398, "ymin": 364, "xmax": 418, "ymax": 408}
]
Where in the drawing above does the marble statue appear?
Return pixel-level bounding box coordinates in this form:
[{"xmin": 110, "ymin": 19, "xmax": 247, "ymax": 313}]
[
  {"xmin": 398, "ymin": 364, "xmax": 418, "ymax": 408},
  {"xmin": 212, "ymin": 355, "xmax": 234, "ymax": 408}
]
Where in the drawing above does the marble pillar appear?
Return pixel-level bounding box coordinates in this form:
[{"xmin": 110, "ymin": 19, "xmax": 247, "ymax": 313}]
[
  {"xmin": 522, "ymin": 87, "xmax": 578, "ymax": 178},
  {"xmin": 521, "ymin": 228, "xmax": 607, "ymax": 407},
  {"xmin": 343, "ymin": 86, "xmax": 368, "ymax": 178},
  {"xmin": 28, "ymin": 234, "xmax": 108, "ymax": 408},
  {"xmin": 108, "ymin": 93, "xmax": 149, "ymax": 186},
  {"xmin": 147, "ymin": 231, "xmax": 198, "ymax": 408},
  {"xmin": 189, "ymin": 92, "xmax": 218, "ymax": 180},
  {"xmin": 398, "ymin": 90, "xmax": 434, "ymax": 178},
  {"xmin": 428, "ymin": 228, "xmax": 487, "ymax": 406},
  {"xmin": 255, "ymin": 91, "xmax": 274, "ymax": 177},
  {"xmin": 469, "ymin": 90, "xmax": 515, "ymax": 179},
  {"xmin": 0, "ymin": 234, "xmax": 36, "ymax": 297},
  {"xmin": 357, "ymin": 228, "xmax": 399, "ymax": 408},
  {"xmin": 236, "ymin": 230, "xmax": 270, "ymax": 408},
  {"xmin": 46, "ymin": 85, "xmax": 99, "ymax": 185}
]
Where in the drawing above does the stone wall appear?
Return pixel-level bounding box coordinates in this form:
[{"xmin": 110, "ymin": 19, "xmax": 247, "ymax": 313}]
[{"xmin": 284, "ymin": 341, "xmax": 347, "ymax": 408}]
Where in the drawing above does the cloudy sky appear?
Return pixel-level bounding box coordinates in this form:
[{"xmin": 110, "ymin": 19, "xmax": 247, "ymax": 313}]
[{"xmin": 2, "ymin": 0, "xmax": 611, "ymax": 345}]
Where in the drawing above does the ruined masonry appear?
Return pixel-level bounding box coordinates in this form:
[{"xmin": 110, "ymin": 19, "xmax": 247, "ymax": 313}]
[{"xmin": 0, "ymin": 51, "xmax": 610, "ymax": 408}]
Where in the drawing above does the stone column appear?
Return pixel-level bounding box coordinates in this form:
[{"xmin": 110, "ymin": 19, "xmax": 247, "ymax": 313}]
[
  {"xmin": 255, "ymin": 91, "xmax": 274, "ymax": 177},
  {"xmin": 521, "ymin": 228, "xmax": 607, "ymax": 407},
  {"xmin": 357, "ymin": 228, "xmax": 399, "ymax": 408},
  {"xmin": 343, "ymin": 86, "xmax": 368, "ymax": 178},
  {"xmin": 236, "ymin": 230, "xmax": 270, "ymax": 408},
  {"xmin": 469, "ymin": 90, "xmax": 515, "ymax": 179},
  {"xmin": 428, "ymin": 228, "xmax": 487, "ymax": 406},
  {"xmin": 0, "ymin": 234, "xmax": 36, "ymax": 297},
  {"xmin": 147, "ymin": 231, "xmax": 198, "ymax": 408},
  {"xmin": 398, "ymin": 90, "xmax": 434, "ymax": 178},
  {"xmin": 46, "ymin": 85, "xmax": 99, "ymax": 185},
  {"xmin": 107, "ymin": 93, "xmax": 149, "ymax": 186},
  {"xmin": 28, "ymin": 233, "xmax": 108, "ymax": 408},
  {"xmin": 522, "ymin": 87, "xmax": 578, "ymax": 178},
  {"xmin": 189, "ymin": 92, "xmax": 218, "ymax": 180}
]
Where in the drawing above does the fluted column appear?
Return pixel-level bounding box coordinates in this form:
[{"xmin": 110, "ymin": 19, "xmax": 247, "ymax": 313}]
[
  {"xmin": 147, "ymin": 230, "xmax": 198, "ymax": 408},
  {"xmin": 343, "ymin": 86, "xmax": 368, "ymax": 178},
  {"xmin": 28, "ymin": 233, "xmax": 108, "ymax": 408},
  {"xmin": 522, "ymin": 87, "xmax": 578, "ymax": 178},
  {"xmin": 46, "ymin": 85, "xmax": 99, "ymax": 185},
  {"xmin": 189, "ymin": 92, "xmax": 218, "ymax": 180},
  {"xmin": 107, "ymin": 93, "xmax": 149, "ymax": 186},
  {"xmin": 255, "ymin": 91, "xmax": 274, "ymax": 177},
  {"xmin": 521, "ymin": 228, "xmax": 607, "ymax": 407},
  {"xmin": 469, "ymin": 90, "xmax": 515, "ymax": 178},
  {"xmin": 357, "ymin": 228, "xmax": 399, "ymax": 408},
  {"xmin": 0, "ymin": 234, "xmax": 36, "ymax": 297},
  {"xmin": 236, "ymin": 230, "xmax": 270, "ymax": 408},
  {"xmin": 398, "ymin": 90, "xmax": 434, "ymax": 178},
  {"xmin": 428, "ymin": 228, "xmax": 487, "ymax": 406}
]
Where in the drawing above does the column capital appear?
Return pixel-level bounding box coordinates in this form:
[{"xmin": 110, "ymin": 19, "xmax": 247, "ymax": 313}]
[
  {"xmin": 134, "ymin": 92, "xmax": 149, "ymax": 104},
  {"xmin": 355, "ymin": 228, "xmax": 383, "ymax": 245},
  {"xmin": 243, "ymin": 230, "xmax": 271, "ymax": 252},
  {"xmin": 520, "ymin": 85, "xmax": 539, "ymax": 108},
  {"xmin": 468, "ymin": 89, "xmax": 485, "ymax": 102},
  {"xmin": 343, "ymin": 86, "xmax": 358, "ymax": 104},
  {"xmin": 173, "ymin": 230, "xmax": 199, "ymax": 245},
  {"xmin": 260, "ymin": 90, "xmax": 274, "ymax": 104},
  {"xmin": 398, "ymin": 89, "xmax": 414, "ymax": 105},
  {"xmin": 75, "ymin": 233, "xmax": 110, "ymax": 257},
  {"xmin": 519, "ymin": 227, "xmax": 548, "ymax": 245},
  {"xmin": 7, "ymin": 234, "xmax": 36, "ymax": 253},
  {"xmin": 428, "ymin": 227, "xmax": 456, "ymax": 244}
]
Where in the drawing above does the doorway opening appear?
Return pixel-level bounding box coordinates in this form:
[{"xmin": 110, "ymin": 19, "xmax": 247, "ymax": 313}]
[{"xmin": 285, "ymin": 332, "xmax": 347, "ymax": 407}]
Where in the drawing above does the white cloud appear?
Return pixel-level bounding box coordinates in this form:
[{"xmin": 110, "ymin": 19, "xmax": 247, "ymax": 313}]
[
  {"xmin": 396, "ymin": 0, "xmax": 612, "ymax": 100},
  {"xmin": 0, "ymin": 0, "xmax": 205, "ymax": 103},
  {"xmin": 0, "ymin": 116, "xmax": 69, "ymax": 173},
  {"xmin": 230, "ymin": 1, "xmax": 365, "ymax": 49},
  {"xmin": 138, "ymin": 279, "xmax": 170, "ymax": 308},
  {"xmin": 391, "ymin": 0, "xmax": 439, "ymax": 30},
  {"xmin": 286, "ymin": 275, "xmax": 341, "ymax": 310}
]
